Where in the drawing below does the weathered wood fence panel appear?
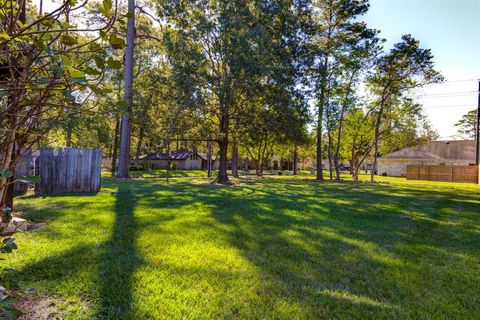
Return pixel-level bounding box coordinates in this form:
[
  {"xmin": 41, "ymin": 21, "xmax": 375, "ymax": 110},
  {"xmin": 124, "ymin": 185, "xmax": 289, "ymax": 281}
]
[
  {"xmin": 13, "ymin": 148, "xmax": 34, "ymax": 194},
  {"xmin": 36, "ymin": 147, "xmax": 101, "ymax": 195},
  {"xmin": 407, "ymin": 165, "xmax": 478, "ymax": 184}
]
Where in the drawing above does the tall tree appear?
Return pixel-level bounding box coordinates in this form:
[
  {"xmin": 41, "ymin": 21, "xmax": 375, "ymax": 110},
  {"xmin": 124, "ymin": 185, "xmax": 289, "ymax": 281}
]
[
  {"xmin": 160, "ymin": 0, "xmax": 307, "ymax": 183},
  {"xmin": 308, "ymin": 0, "xmax": 370, "ymax": 181},
  {"xmin": 454, "ymin": 109, "xmax": 477, "ymax": 139},
  {"xmin": 367, "ymin": 34, "xmax": 442, "ymax": 182},
  {"xmin": 117, "ymin": 0, "xmax": 136, "ymax": 178}
]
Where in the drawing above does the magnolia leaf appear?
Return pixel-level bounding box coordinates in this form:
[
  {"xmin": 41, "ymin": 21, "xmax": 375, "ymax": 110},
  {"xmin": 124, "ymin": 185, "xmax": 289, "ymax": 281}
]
[
  {"xmin": 93, "ymin": 55, "xmax": 105, "ymax": 69},
  {"xmin": 109, "ymin": 34, "xmax": 125, "ymax": 50},
  {"xmin": 88, "ymin": 42, "xmax": 102, "ymax": 52},
  {"xmin": 18, "ymin": 175, "xmax": 40, "ymax": 184},
  {"xmin": 90, "ymin": 86, "xmax": 112, "ymax": 94},
  {"xmin": 106, "ymin": 58, "xmax": 122, "ymax": 69},
  {"xmin": 60, "ymin": 34, "xmax": 78, "ymax": 46},
  {"xmin": 101, "ymin": 0, "xmax": 112, "ymax": 17},
  {"xmin": 39, "ymin": 33, "xmax": 53, "ymax": 41},
  {"xmin": 65, "ymin": 66, "xmax": 85, "ymax": 79},
  {"xmin": 0, "ymin": 167, "xmax": 12, "ymax": 179},
  {"xmin": 84, "ymin": 67, "xmax": 101, "ymax": 76},
  {"xmin": 99, "ymin": 30, "xmax": 108, "ymax": 41},
  {"xmin": 40, "ymin": 16, "xmax": 56, "ymax": 27}
]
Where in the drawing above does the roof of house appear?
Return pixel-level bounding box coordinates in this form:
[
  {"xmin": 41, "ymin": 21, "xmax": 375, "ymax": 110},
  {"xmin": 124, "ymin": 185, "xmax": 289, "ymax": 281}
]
[
  {"xmin": 140, "ymin": 149, "xmax": 208, "ymax": 161},
  {"xmin": 383, "ymin": 140, "xmax": 476, "ymax": 162}
]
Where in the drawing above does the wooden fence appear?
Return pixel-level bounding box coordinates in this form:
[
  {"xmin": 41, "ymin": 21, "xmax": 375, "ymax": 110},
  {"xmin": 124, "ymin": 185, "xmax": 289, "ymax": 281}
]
[
  {"xmin": 14, "ymin": 148, "xmax": 34, "ymax": 194},
  {"xmin": 407, "ymin": 165, "xmax": 478, "ymax": 184},
  {"xmin": 36, "ymin": 147, "xmax": 102, "ymax": 195}
]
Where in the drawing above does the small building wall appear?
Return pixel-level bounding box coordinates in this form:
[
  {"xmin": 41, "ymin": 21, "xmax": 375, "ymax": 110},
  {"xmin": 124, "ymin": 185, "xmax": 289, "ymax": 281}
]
[
  {"xmin": 177, "ymin": 158, "xmax": 203, "ymax": 170},
  {"xmin": 378, "ymin": 159, "xmax": 439, "ymax": 177},
  {"xmin": 143, "ymin": 159, "xmax": 168, "ymax": 170}
]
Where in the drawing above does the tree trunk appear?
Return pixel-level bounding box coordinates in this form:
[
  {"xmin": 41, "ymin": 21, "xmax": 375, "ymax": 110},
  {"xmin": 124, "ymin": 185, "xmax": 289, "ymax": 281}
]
[
  {"xmin": 370, "ymin": 106, "xmax": 384, "ymax": 183},
  {"xmin": 117, "ymin": 0, "xmax": 135, "ymax": 178},
  {"xmin": 232, "ymin": 142, "xmax": 238, "ymax": 177},
  {"xmin": 207, "ymin": 141, "xmax": 212, "ymax": 178},
  {"xmin": 316, "ymin": 56, "xmax": 328, "ymax": 181},
  {"xmin": 134, "ymin": 126, "xmax": 145, "ymax": 167},
  {"xmin": 316, "ymin": 111, "xmax": 324, "ymax": 181},
  {"xmin": 216, "ymin": 139, "xmax": 229, "ymax": 183},
  {"xmin": 3, "ymin": 176, "xmax": 14, "ymax": 209},
  {"xmin": 0, "ymin": 120, "xmax": 17, "ymax": 209},
  {"xmin": 334, "ymin": 109, "xmax": 346, "ymax": 181},
  {"xmin": 327, "ymin": 130, "xmax": 333, "ymax": 180},
  {"xmin": 214, "ymin": 98, "xmax": 230, "ymax": 184},
  {"xmin": 293, "ymin": 145, "xmax": 298, "ymax": 175},
  {"xmin": 111, "ymin": 117, "xmax": 120, "ymax": 174},
  {"xmin": 1, "ymin": 147, "xmax": 17, "ymax": 212}
]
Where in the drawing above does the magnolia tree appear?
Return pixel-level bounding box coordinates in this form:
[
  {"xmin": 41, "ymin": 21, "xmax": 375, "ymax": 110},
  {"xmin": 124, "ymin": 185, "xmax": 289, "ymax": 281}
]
[{"xmin": 0, "ymin": 0, "xmax": 126, "ymax": 211}]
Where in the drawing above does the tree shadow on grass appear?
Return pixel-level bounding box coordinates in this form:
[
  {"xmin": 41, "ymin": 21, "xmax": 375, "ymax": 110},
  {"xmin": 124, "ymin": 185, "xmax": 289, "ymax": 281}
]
[
  {"xmin": 6, "ymin": 182, "xmax": 143, "ymax": 319},
  {"xmin": 199, "ymin": 179, "xmax": 480, "ymax": 318},
  {"xmin": 94, "ymin": 182, "xmax": 141, "ymax": 319},
  {"xmin": 6, "ymin": 178, "xmax": 480, "ymax": 318}
]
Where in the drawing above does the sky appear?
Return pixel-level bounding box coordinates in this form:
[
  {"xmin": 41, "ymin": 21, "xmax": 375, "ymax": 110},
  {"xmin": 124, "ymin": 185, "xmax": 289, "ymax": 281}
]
[{"xmin": 362, "ymin": 0, "xmax": 480, "ymax": 139}]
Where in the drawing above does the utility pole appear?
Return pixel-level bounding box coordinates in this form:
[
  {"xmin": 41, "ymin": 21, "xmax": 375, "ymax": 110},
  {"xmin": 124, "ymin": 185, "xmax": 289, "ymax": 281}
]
[{"xmin": 476, "ymin": 79, "xmax": 480, "ymax": 166}]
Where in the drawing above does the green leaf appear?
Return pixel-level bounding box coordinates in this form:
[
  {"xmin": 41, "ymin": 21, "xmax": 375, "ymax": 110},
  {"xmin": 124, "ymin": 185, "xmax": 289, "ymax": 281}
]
[
  {"xmin": 88, "ymin": 42, "xmax": 102, "ymax": 52},
  {"xmin": 93, "ymin": 55, "xmax": 105, "ymax": 69},
  {"xmin": 99, "ymin": 30, "xmax": 108, "ymax": 41},
  {"xmin": 101, "ymin": 0, "xmax": 112, "ymax": 17},
  {"xmin": 0, "ymin": 167, "xmax": 12, "ymax": 179},
  {"xmin": 60, "ymin": 34, "xmax": 78, "ymax": 46},
  {"xmin": 39, "ymin": 16, "xmax": 56, "ymax": 27},
  {"xmin": 109, "ymin": 34, "xmax": 125, "ymax": 50},
  {"xmin": 18, "ymin": 175, "xmax": 40, "ymax": 183},
  {"xmin": 65, "ymin": 66, "xmax": 85, "ymax": 79},
  {"xmin": 0, "ymin": 32, "xmax": 10, "ymax": 41},
  {"xmin": 106, "ymin": 58, "xmax": 122, "ymax": 69},
  {"xmin": 90, "ymin": 86, "xmax": 112, "ymax": 94},
  {"xmin": 84, "ymin": 67, "xmax": 101, "ymax": 76}
]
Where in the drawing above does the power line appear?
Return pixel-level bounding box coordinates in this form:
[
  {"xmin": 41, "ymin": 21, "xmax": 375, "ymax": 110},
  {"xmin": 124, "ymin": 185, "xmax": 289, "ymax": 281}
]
[
  {"xmin": 419, "ymin": 91, "xmax": 478, "ymax": 97},
  {"xmin": 422, "ymin": 104, "xmax": 476, "ymax": 109},
  {"xmin": 426, "ymin": 79, "xmax": 479, "ymax": 85}
]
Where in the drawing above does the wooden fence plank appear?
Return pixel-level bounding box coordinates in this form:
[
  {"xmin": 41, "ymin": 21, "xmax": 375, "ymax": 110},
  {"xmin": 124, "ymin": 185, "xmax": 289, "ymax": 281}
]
[
  {"xmin": 35, "ymin": 147, "xmax": 102, "ymax": 195},
  {"xmin": 407, "ymin": 165, "xmax": 478, "ymax": 184}
]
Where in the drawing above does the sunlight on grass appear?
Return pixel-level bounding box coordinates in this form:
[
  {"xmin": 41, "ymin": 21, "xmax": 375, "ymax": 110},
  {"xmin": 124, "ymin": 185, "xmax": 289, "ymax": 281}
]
[
  {"xmin": 3, "ymin": 174, "xmax": 479, "ymax": 319},
  {"xmin": 319, "ymin": 289, "xmax": 400, "ymax": 310}
]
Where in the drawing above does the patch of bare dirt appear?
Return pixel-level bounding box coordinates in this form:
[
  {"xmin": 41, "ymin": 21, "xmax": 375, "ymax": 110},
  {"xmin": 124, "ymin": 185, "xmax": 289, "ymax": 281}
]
[
  {"xmin": 14, "ymin": 295, "xmax": 58, "ymax": 320},
  {"xmin": 27, "ymin": 222, "xmax": 48, "ymax": 231}
]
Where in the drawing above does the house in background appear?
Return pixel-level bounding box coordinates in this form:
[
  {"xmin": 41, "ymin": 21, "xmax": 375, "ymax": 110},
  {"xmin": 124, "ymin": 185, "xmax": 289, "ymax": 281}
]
[
  {"xmin": 378, "ymin": 140, "xmax": 476, "ymax": 177},
  {"xmin": 140, "ymin": 149, "xmax": 218, "ymax": 170}
]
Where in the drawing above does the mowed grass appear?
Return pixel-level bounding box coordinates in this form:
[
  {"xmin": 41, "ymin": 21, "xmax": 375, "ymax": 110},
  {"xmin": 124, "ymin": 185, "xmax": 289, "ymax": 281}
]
[{"xmin": 3, "ymin": 173, "xmax": 480, "ymax": 319}]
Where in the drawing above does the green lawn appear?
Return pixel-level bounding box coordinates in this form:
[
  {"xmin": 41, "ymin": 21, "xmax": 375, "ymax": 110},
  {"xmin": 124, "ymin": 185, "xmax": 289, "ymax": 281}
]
[{"xmin": 4, "ymin": 174, "xmax": 480, "ymax": 319}]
